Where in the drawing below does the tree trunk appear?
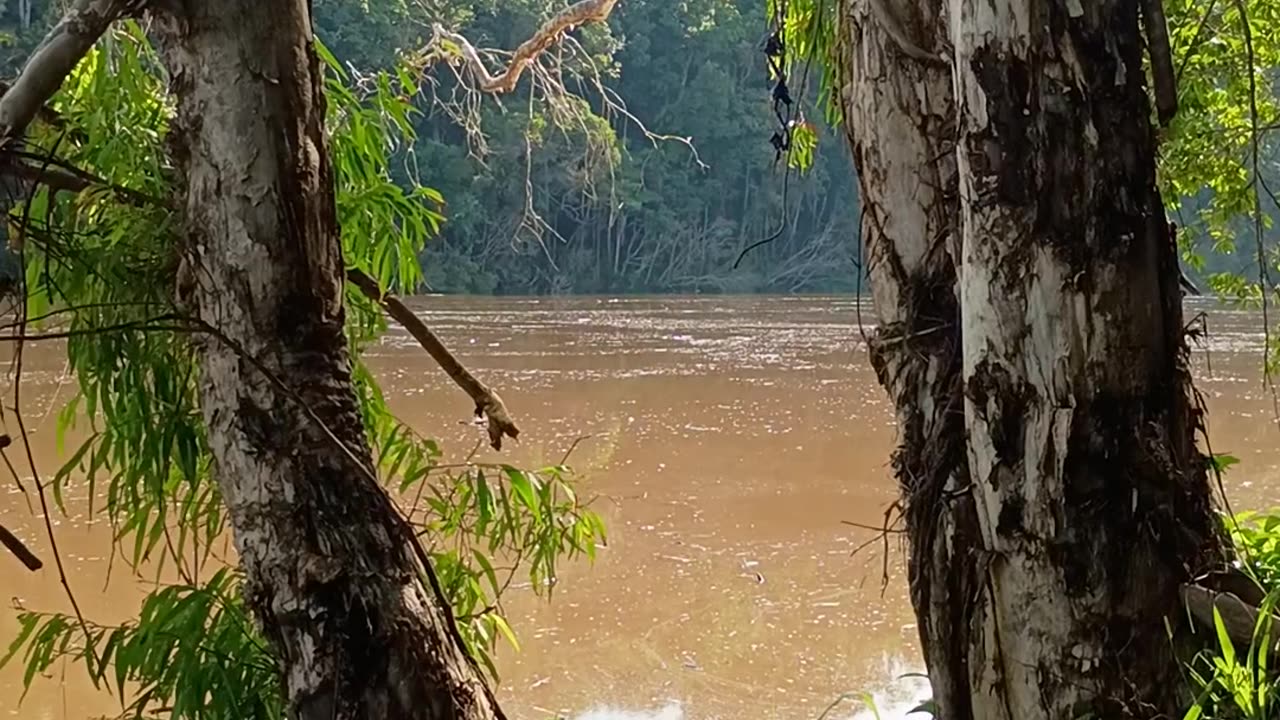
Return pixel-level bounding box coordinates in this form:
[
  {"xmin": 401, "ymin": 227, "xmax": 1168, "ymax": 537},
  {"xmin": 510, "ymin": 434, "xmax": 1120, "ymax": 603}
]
[
  {"xmin": 149, "ymin": 2, "xmax": 504, "ymax": 718},
  {"xmin": 838, "ymin": 0, "xmax": 1227, "ymax": 716},
  {"xmin": 835, "ymin": 1, "xmax": 983, "ymax": 716}
]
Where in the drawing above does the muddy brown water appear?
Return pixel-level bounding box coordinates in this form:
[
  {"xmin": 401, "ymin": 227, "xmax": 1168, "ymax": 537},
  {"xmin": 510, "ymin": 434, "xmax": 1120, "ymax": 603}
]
[{"xmin": 1, "ymin": 296, "xmax": 1277, "ymax": 720}]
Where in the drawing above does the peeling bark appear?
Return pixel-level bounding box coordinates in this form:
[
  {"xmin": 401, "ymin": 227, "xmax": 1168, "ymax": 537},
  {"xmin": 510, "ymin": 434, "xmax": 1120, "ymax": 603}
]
[
  {"xmin": 839, "ymin": 0, "xmax": 1227, "ymax": 716},
  {"xmin": 835, "ymin": 1, "xmax": 981, "ymax": 716},
  {"xmin": 953, "ymin": 1, "xmax": 1223, "ymax": 716},
  {"xmin": 149, "ymin": 2, "xmax": 504, "ymax": 718}
]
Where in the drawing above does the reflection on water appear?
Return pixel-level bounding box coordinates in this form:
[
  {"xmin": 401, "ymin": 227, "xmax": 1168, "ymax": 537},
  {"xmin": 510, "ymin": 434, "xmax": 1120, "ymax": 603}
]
[{"xmin": 1, "ymin": 296, "xmax": 1277, "ymax": 720}]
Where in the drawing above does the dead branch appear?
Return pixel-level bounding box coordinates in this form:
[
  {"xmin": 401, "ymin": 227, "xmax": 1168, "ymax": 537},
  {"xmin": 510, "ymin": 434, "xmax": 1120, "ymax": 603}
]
[
  {"xmin": 346, "ymin": 268, "xmax": 519, "ymax": 450},
  {"xmin": 426, "ymin": 0, "xmax": 620, "ymax": 95},
  {"xmin": 0, "ymin": 0, "xmax": 134, "ymax": 146}
]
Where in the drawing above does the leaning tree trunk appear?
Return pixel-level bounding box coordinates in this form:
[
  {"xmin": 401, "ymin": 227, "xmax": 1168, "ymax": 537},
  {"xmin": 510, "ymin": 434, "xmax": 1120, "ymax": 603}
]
[
  {"xmin": 149, "ymin": 2, "xmax": 504, "ymax": 718},
  {"xmin": 839, "ymin": 0, "xmax": 1227, "ymax": 716}
]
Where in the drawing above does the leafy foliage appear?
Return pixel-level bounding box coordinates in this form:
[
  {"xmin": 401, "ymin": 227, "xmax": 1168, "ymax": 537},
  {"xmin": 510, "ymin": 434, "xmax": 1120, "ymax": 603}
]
[
  {"xmin": 0, "ymin": 18, "xmax": 604, "ymax": 719},
  {"xmin": 1155, "ymin": 0, "xmax": 1280, "ymax": 375},
  {"xmin": 1181, "ymin": 586, "xmax": 1278, "ymax": 720},
  {"xmin": 3, "ymin": 570, "xmax": 281, "ymax": 720},
  {"xmin": 1177, "ymin": 504, "xmax": 1280, "ymax": 720},
  {"xmin": 1231, "ymin": 510, "xmax": 1280, "ymax": 593}
]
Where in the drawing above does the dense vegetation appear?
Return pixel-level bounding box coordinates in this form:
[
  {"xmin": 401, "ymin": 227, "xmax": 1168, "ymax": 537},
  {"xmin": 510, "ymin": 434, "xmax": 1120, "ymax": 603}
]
[
  {"xmin": 0, "ymin": 0, "xmax": 859, "ymax": 294},
  {"xmin": 317, "ymin": 0, "xmax": 862, "ymax": 294}
]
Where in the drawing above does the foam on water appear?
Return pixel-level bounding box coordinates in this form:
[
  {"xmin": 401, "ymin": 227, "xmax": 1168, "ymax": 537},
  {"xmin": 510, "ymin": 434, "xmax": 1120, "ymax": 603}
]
[
  {"xmin": 569, "ymin": 655, "xmax": 933, "ymax": 720},
  {"xmin": 572, "ymin": 702, "xmax": 685, "ymax": 720}
]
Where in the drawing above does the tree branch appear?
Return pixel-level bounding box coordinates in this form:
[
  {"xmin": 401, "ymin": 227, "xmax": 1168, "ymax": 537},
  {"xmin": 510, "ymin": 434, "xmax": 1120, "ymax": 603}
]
[
  {"xmin": 346, "ymin": 268, "xmax": 519, "ymax": 450},
  {"xmin": 1141, "ymin": 0, "xmax": 1178, "ymax": 126},
  {"xmin": 427, "ymin": 0, "xmax": 620, "ymax": 94},
  {"xmin": 0, "ymin": 520, "xmax": 42, "ymax": 571},
  {"xmin": 0, "ymin": 152, "xmax": 161, "ymax": 206},
  {"xmin": 0, "ymin": 436, "xmax": 41, "ymax": 572},
  {"xmin": 0, "ymin": 80, "xmax": 71, "ymax": 132},
  {"xmin": 0, "ymin": 0, "xmax": 134, "ymax": 146}
]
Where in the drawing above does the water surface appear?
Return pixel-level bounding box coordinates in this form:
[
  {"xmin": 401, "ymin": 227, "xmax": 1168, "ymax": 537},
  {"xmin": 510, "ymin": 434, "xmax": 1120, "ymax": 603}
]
[{"xmin": 1, "ymin": 295, "xmax": 1276, "ymax": 720}]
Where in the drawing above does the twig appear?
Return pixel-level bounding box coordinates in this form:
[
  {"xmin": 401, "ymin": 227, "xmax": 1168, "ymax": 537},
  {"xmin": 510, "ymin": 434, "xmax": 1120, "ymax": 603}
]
[
  {"xmin": 0, "ymin": 316, "xmax": 194, "ymax": 342},
  {"xmin": 0, "ymin": 444, "xmax": 32, "ymax": 510},
  {"xmin": 346, "ymin": 268, "xmax": 519, "ymax": 450},
  {"xmin": 1174, "ymin": 0, "xmax": 1218, "ymax": 86},
  {"xmin": 8, "ymin": 131, "xmax": 102, "ymax": 677},
  {"xmin": 0, "ymin": 151, "xmax": 164, "ymax": 207},
  {"xmin": 559, "ymin": 35, "xmax": 706, "ymax": 170},
  {"xmin": 559, "ymin": 434, "xmax": 595, "ymax": 465},
  {"xmin": 840, "ymin": 519, "xmax": 905, "ymax": 534}
]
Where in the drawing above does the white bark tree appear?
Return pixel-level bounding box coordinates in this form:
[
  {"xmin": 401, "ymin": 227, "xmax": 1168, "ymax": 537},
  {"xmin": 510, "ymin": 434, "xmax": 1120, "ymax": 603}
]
[
  {"xmin": 151, "ymin": 3, "xmax": 507, "ymax": 717},
  {"xmin": 839, "ymin": 0, "xmax": 1228, "ymax": 716}
]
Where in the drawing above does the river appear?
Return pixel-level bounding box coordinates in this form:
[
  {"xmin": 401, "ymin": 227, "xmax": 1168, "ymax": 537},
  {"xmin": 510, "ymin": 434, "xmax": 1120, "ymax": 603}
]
[{"xmin": 1, "ymin": 295, "xmax": 1278, "ymax": 720}]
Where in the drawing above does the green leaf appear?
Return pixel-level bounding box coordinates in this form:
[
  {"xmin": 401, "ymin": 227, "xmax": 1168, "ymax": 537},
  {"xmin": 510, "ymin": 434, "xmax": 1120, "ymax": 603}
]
[
  {"xmin": 491, "ymin": 613, "xmax": 520, "ymax": 652},
  {"xmin": 504, "ymin": 466, "xmax": 537, "ymax": 509},
  {"xmin": 1209, "ymin": 453, "xmax": 1241, "ymax": 474},
  {"xmin": 908, "ymin": 698, "xmax": 939, "ymax": 716},
  {"xmin": 1214, "ymin": 606, "xmax": 1237, "ymax": 667}
]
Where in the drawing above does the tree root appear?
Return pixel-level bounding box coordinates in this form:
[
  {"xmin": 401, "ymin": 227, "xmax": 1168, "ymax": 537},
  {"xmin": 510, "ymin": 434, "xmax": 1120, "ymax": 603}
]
[{"xmin": 346, "ymin": 268, "xmax": 519, "ymax": 450}]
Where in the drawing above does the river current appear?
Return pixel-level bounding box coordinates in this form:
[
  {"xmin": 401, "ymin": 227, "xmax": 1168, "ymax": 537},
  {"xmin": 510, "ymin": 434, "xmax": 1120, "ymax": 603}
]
[{"xmin": 2, "ymin": 295, "xmax": 1277, "ymax": 719}]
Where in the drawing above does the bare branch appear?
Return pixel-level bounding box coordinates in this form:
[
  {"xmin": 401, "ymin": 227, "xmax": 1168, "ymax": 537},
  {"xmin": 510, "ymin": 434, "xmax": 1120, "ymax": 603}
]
[
  {"xmin": 1, "ymin": 151, "xmax": 163, "ymax": 206},
  {"xmin": 346, "ymin": 268, "xmax": 519, "ymax": 450},
  {"xmin": 0, "ymin": 0, "xmax": 134, "ymax": 145},
  {"xmin": 424, "ymin": 0, "xmax": 619, "ymax": 94},
  {"xmin": 0, "ymin": 519, "xmax": 42, "ymax": 571}
]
